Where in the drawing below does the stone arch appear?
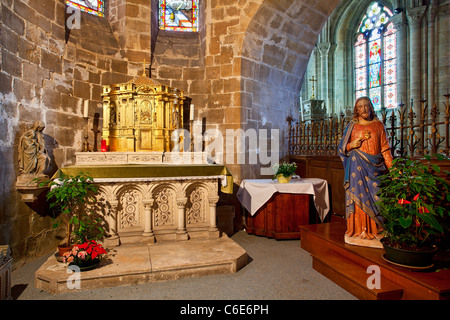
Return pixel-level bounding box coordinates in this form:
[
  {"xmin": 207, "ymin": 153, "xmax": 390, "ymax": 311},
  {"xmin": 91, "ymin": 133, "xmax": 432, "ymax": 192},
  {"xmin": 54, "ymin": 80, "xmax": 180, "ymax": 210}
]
[
  {"xmin": 184, "ymin": 181, "xmax": 215, "ymax": 225},
  {"xmin": 150, "ymin": 182, "xmax": 180, "ymax": 228},
  {"xmin": 115, "ymin": 184, "xmax": 147, "ymax": 231},
  {"xmin": 240, "ymin": 0, "xmax": 340, "ymax": 126},
  {"xmin": 236, "ymin": 0, "xmax": 340, "ymax": 179}
]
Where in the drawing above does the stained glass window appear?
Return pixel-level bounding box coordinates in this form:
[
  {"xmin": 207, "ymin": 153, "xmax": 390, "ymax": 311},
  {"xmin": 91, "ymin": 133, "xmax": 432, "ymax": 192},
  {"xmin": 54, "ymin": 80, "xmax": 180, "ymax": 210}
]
[
  {"xmin": 354, "ymin": 2, "xmax": 397, "ymax": 110},
  {"xmin": 159, "ymin": 0, "xmax": 199, "ymax": 32},
  {"xmin": 66, "ymin": 0, "xmax": 104, "ymax": 17}
]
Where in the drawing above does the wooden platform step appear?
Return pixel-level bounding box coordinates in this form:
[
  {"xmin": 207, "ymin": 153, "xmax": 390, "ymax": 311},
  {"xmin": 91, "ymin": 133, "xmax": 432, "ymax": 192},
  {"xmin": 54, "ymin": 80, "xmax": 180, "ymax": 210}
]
[
  {"xmin": 300, "ymin": 222, "xmax": 450, "ymax": 300},
  {"xmin": 312, "ymin": 251, "xmax": 403, "ymax": 300}
]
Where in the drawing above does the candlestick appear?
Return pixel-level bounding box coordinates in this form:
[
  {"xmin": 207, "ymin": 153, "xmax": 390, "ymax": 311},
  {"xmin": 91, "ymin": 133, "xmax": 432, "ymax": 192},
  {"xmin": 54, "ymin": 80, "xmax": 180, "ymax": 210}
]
[
  {"xmin": 84, "ymin": 100, "xmax": 89, "ymax": 117},
  {"xmin": 190, "ymin": 104, "xmax": 194, "ymax": 121},
  {"xmin": 82, "ymin": 116, "xmax": 91, "ymax": 152}
]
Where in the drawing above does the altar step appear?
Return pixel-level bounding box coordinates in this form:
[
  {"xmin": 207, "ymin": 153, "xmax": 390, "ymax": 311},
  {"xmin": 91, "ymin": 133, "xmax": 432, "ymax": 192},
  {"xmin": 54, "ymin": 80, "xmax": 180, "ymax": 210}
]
[
  {"xmin": 300, "ymin": 222, "xmax": 450, "ymax": 300},
  {"xmin": 312, "ymin": 251, "xmax": 403, "ymax": 300},
  {"xmin": 35, "ymin": 235, "xmax": 247, "ymax": 294}
]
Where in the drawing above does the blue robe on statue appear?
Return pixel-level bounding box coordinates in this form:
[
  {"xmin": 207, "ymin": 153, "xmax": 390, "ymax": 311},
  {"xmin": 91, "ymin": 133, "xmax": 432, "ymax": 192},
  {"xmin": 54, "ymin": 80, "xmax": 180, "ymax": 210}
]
[{"xmin": 338, "ymin": 121, "xmax": 388, "ymax": 226}]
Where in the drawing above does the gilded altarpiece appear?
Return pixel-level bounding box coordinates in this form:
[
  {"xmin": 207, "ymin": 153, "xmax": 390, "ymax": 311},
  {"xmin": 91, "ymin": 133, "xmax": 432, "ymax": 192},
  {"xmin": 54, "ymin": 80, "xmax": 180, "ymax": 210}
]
[{"xmin": 102, "ymin": 74, "xmax": 185, "ymax": 152}]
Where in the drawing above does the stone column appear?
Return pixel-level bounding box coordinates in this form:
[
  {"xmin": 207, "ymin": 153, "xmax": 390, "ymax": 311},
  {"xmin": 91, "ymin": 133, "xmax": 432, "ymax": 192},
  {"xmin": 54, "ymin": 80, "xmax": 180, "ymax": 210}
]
[
  {"xmin": 208, "ymin": 196, "xmax": 220, "ymax": 238},
  {"xmin": 390, "ymin": 12, "xmax": 408, "ymax": 107},
  {"xmin": 142, "ymin": 200, "xmax": 155, "ymax": 243},
  {"xmin": 427, "ymin": 3, "xmax": 436, "ymax": 110},
  {"xmin": 407, "ymin": 6, "xmax": 427, "ymax": 119},
  {"xmin": 176, "ymin": 197, "xmax": 189, "ymax": 240},
  {"xmin": 317, "ymin": 42, "xmax": 336, "ymax": 113}
]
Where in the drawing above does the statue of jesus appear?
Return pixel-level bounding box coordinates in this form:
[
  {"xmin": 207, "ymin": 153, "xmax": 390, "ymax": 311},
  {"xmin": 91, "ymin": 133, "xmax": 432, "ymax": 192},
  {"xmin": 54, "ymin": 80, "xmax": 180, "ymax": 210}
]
[{"xmin": 338, "ymin": 96, "xmax": 393, "ymax": 248}]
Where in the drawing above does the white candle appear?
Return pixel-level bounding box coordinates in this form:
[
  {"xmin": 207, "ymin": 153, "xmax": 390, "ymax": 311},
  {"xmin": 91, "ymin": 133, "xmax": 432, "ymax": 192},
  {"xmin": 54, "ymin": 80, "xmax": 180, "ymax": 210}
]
[
  {"xmin": 83, "ymin": 100, "xmax": 89, "ymax": 117},
  {"xmin": 299, "ymin": 96, "xmax": 304, "ymax": 121},
  {"xmin": 190, "ymin": 104, "xmax": 194, "ymax": 121}
]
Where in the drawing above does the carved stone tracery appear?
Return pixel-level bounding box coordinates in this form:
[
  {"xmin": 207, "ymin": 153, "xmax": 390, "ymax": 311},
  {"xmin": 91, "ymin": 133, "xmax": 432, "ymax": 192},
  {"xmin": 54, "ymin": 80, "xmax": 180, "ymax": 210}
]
[{"xmin": 153, "ymin": 188, "xmax": 175, "ymax": 227}]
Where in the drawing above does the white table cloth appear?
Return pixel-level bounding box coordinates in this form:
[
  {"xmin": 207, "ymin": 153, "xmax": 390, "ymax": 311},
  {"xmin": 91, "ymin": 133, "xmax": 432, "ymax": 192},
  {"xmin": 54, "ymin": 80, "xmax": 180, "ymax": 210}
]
[{"xmin": 236, "ymin": 178, "xmax": 330, "ymax": 222}]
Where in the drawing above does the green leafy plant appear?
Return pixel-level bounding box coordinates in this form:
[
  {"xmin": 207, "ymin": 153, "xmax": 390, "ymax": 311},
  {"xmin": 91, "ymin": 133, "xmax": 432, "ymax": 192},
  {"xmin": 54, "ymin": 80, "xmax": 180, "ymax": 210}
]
[
  {"xmin": 46, "ymin": 172, "xmax": 105, "ymax": 246},
  {"xmin": 273, "ymin": 162, "xmax": 297, "ymax": 179},
  {"xmin": 376, "ymin": 155, "xmax": 450, "ymax": 249}
]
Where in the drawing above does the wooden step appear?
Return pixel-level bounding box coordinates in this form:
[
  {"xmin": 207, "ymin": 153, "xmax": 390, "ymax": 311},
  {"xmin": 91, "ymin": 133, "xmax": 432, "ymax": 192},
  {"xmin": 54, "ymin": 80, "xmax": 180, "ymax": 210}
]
[
  {"xmin": 312, "ymin": 251, "xmax": 403, "ymax": 300},
  {"xmin": 300, "ymin": 222, "xmax": 450, "ymax": 300}
]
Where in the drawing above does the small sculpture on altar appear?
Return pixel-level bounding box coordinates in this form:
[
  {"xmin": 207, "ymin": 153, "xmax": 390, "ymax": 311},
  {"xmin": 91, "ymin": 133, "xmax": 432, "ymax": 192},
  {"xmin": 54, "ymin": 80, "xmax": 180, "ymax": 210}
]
[
  {"xmin": 338, "ymin": 97, "xmax": 393, "ymax": 248},
  {"xmin": 17, "ymin": 121, "xmax": 50, "ymax": 179}
]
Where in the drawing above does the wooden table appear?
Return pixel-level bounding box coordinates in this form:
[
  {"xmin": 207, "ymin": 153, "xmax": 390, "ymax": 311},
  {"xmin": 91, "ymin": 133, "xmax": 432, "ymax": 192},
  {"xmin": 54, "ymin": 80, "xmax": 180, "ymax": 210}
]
[{"xmin": 236, "ymin": 178, "xmax": 330, "ymax": 239}]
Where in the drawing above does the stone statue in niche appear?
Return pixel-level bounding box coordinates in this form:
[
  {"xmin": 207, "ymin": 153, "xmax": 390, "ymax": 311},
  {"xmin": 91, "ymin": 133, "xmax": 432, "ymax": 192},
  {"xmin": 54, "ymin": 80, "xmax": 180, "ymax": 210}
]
[{"xmin": 17, "ymin": 121, "xmax": 50, "ymax": 180}]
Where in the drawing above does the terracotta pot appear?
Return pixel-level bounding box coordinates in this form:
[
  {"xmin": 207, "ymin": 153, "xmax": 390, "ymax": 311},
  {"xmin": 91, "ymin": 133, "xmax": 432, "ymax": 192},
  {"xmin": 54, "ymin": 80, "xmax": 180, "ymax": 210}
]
[
  {"xmin": 57, "ymin": 244, "xmax": 73, "ymax": 257},
  {"xmin": 381, "ymin": 238, "xmax": 437, "ymax": 268},
  {"xmin": 276, "ymin": 174, "xmax": 292, "ymax": 183}
]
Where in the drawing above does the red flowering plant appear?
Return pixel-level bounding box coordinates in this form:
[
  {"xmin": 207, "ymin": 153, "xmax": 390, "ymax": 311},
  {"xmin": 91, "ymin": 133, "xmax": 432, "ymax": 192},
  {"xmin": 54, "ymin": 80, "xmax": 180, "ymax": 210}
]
[
  {"xmin": 376, "ymin": 155, "xmax": 450, "ymax": 250},
  {"xmin": 62, "ymin": 240, "xmax": 107, "ymax": 268}
]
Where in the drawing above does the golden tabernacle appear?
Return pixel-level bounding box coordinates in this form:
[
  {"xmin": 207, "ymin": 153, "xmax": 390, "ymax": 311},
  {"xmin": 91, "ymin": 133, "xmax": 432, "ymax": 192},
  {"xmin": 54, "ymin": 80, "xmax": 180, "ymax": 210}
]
[{"xmin": 102, "ymin": 71, "xmax": 186, "ymax": 152}]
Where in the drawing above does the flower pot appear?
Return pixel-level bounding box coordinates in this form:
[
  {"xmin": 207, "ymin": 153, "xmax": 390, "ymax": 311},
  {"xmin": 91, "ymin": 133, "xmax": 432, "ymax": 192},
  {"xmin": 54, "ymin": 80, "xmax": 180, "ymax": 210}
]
[
  {"xmin": 57, "ymin": 244, "xmax": 73, "ymax": 257},
  {"xmin": 69, "ymin": 259, "xmax": 100, "ymax": 272},
  {"xmin": 276, "ymin": 174, "xmax": 292, "ymax": 183},
  {"xmin": 381, "ymin": 238, "xmax": 437, "ymax": 268}
]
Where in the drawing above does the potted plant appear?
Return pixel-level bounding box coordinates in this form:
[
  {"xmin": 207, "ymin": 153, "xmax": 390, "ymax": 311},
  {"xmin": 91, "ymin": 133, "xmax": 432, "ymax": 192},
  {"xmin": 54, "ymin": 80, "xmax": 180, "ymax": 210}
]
[
  {"xmin": 62, "ymin": 240, "xmax": 107, "ymax": 271},
  {"xmin": 273, "ymin": 162, "xmax": 298, "ymax": 183},
  {"xmin": 45, "ymin": 172, "xmax": 105, "ymax": 257},
  {"xmin": 376, "ymin": 155, "xmax": 450, "ymax": 268}
]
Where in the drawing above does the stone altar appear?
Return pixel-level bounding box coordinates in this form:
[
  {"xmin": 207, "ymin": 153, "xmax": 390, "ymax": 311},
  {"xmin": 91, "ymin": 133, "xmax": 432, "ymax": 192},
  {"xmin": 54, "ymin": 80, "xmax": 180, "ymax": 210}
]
[{"xmin": 53, "ymin": 164, "xmax": 233, "ymax": 247}]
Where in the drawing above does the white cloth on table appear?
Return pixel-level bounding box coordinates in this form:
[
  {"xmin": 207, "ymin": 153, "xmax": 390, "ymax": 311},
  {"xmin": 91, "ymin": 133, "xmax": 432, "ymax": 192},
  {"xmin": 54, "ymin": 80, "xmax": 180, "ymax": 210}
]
[{"xmin": 236, "ymin": 178, "xmax": 330, "ymax": 222}]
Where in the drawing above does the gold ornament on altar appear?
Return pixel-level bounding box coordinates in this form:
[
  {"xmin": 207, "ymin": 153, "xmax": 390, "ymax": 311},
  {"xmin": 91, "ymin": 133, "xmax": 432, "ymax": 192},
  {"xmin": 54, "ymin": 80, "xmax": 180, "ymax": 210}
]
[{"xmin": 101, "ymin": 62, "xmax": 186, "ymax": 152}]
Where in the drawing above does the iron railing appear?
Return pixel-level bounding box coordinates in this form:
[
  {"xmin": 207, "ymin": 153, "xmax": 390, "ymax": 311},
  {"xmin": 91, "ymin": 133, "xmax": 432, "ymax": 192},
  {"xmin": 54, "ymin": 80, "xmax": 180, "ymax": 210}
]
[{"xmin": 288, "ymin": 95, "xmax": 450, "ymax": 158}]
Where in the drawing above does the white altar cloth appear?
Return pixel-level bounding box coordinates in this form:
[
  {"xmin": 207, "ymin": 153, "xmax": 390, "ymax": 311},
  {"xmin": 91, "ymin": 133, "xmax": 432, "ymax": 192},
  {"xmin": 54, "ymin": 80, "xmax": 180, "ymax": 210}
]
[{"xmin": 236, "ymin": 178, "xmax": 330, "ymax": 222}]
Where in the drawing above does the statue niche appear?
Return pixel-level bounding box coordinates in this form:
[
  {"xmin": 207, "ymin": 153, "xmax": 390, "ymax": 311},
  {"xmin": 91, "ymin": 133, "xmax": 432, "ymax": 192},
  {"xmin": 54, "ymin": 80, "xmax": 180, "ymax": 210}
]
[{"xmin": 102, "ymin": 74, "xmax": 186, "ymax": 152}]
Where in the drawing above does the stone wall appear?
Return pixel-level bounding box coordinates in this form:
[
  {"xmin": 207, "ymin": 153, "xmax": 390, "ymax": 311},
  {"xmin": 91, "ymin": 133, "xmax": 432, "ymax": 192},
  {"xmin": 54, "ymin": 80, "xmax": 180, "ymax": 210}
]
[
  {"xmin": 0, "ymin": 0, "xmax": 150, "ymax": 267},
  {"xmin": 0, "ymin": 0, "xmax": 335, "ymax": 267}
]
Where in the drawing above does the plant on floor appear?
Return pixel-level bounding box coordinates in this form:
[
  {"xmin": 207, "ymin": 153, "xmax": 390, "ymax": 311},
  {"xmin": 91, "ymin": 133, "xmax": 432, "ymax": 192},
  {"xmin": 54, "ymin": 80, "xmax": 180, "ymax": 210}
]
[
  {"xmin": 62, "ymin": 240, "xmax": 107, "ymax": 268},
  {"xmin": 46, "ymin": 172, "xmax": 105, "ymax": 248},
  {"xmin": 376, "ymin": 155, "xmax": 450, "ymax": 250}
]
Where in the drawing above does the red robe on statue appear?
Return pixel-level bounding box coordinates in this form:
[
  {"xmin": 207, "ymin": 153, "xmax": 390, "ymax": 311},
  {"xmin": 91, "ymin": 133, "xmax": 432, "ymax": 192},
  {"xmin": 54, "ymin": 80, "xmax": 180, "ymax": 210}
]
[{"xmin": 345, "ymin": 120, "xmax": 393, "ymax": 242}]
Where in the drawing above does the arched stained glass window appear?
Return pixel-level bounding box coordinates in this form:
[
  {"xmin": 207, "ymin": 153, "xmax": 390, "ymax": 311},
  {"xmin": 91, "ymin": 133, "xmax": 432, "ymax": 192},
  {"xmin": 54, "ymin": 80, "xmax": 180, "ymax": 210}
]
[
  {"xmin": 66, "ymin": 0, "xmax": 104, "ymax": 17},
  {"xmin": 354, "ymin": 2, "xmax": 397, "ymax": 110},
  {"xmin": 159, "ymin": 0, "xmax": 199, "ymax": 32}
]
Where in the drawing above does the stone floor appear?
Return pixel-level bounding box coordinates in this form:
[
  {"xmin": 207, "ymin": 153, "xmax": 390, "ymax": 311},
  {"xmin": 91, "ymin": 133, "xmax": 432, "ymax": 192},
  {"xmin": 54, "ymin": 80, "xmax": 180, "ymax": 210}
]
[{"xmin": 12, "ymin": 230, "xmax": 358, "ymax": 302}]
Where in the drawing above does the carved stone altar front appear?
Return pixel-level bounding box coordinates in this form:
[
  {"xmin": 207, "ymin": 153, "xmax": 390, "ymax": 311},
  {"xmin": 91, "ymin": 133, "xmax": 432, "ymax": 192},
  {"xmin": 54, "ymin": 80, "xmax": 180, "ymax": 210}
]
[{"xmin": 54, "ymin": 164, "xmax": 232, "ymax": 247}]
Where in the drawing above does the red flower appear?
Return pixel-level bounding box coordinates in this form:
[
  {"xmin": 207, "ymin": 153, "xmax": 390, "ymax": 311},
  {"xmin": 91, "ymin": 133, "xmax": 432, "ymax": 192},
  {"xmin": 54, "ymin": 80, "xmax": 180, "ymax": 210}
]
[
  {"xmin": 413, "ymin": 193, "xmax": 420, "ymax": 201},
  {"xmin": 415, "ymin": 219, "xmax": 420, "ymax": 227},
  {"xmin": 418, "ymin": 206, "xmax": 429, "ymax": 214},
  {"xmin": 398, "ymin": 199, "xmax": 411, "ymax": 205},
  {"xmin": 74, "ymin": 240, "xmax": 106, "ymax": 260}
]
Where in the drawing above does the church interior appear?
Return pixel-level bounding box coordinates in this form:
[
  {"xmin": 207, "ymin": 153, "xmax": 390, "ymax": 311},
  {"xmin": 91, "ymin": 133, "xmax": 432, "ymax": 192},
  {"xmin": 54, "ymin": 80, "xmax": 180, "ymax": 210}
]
[{"xmin": 1, "ymin": 0, "xmax": 449, "ymax": 302}]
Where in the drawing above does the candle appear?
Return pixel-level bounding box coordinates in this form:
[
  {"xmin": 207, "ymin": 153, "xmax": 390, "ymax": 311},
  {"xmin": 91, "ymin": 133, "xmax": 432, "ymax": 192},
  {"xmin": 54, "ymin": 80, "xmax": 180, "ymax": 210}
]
[
  {"xmin": 299, "ymin": 96, "xmax": 304, "ymax": 122},
  {"xmin": 190, "ymin": 104, "xmax": 194, "ymax": 121},
  {"xmin": 101, "ymin": 139, "xmax": 107, "ymax": 152},
  {"xmin": 84, "ymin": 100, "xmax": 89, "ymax": 117}
]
